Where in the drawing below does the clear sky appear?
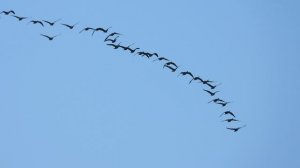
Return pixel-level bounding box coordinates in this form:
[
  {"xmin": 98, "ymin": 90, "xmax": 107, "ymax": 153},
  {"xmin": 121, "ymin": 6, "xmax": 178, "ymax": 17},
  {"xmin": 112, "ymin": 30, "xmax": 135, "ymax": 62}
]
[{"xmin": 1, "ymin": 0, "xmax": 300, "ymax": 168}]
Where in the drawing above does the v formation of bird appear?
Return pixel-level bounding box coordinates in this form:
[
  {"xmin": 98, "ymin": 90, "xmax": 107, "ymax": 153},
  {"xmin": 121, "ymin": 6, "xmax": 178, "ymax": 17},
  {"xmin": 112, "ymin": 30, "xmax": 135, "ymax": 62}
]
[{"xmin": 1, "ymin": 9, "xmax": 247, "ymax": 132}]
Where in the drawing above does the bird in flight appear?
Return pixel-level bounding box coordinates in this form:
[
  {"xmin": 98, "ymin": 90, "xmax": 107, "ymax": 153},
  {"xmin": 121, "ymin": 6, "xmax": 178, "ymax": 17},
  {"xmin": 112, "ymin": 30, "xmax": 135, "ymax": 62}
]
[
  {"xmin": 203, "ymin": 89, "xmax": 219, "ymax": 96},
  {"xmin": 189, "ymin": 76, "xmax": 204, "ymax": 84},
  {"xmin": 1, "ymin": 10, "xmax": 15, "ymax": 15},
  {"xmin": 136, "ymin": 51, "xmax": 151, "ymax": 58},
  {"xmin": 136, "ymin": 51, "xmax": 145, "ymax": 55},
  {"xmin": 11, "ymin": 15, "xmax": 27, "ymax": 21},
  {"xmin": 92, "ymin": 26, "xmax": 111, "ymax": 35},
  {"xmin": 146, "ymin": 52, "xmax": 159, "ymax": 58},
  {"xmin": 136, "ymin": 52, "xmax": 153, "ymax": 59},
  {"xmin": 219, "ymin": 111, "xmax": 236, "ymax": 118},
  {"xmin": 42, "ymin": 19, "xmax": 61, "ymax": 26},
  {"xmin": 79, "ymin": 27, "xmax": 95, "ymax": 34},
  {"xmin": 208, "ymin": 98, "xmax": 226, "ymax": 103},
  {"xmin": 189, "ymin": 76, "xmax": 214, "ymax": 85},
  {"xmin": 147, "ymin": 52, "xmax": 158, "ymax": 58},
  {"xmin": 153, "ymin": 57, "xmax": 169, "ymax": 62},
  {"xmin": 61, "ymin": 22, "xmax": 78, "ymax": 29},
  {"xmin": 28, "ymin": 20, "xmax": 44, "ymax": 26},
  {"xmin": 227, "ymin": 125, "xmax": 246, "ymax": 132},
  {"xmin": 178, "ymin": 71, "xmax": 194, "ymax": 79},
  {"xmin": 119, "ymin": 43, "xmax": 135, "ymax": 51},
  {"xmin": 107, "ymin": 42, "xmax": 121, "ymax": 49},
  {"xmin": 104, "ymin": 35, "xmax": 119, "ymax": 43},
  {"xmin": 164, "ymin": 61, "xmax": 178, "ymax": 68},
  {"xmin": 202, "ymin": 79, "xmax": 215, "ymax": 84},
  {"xmin": 222, "ymin": 118, "xmax": 239, "ymax": 122},
  {"xmin": 40, "ymin": 34, "xmax": 60, "ymax": 41},
  {"xmin": 216, "ymin": 101, "xmax": 230, "ymax": 107},
  {"xmin": 205, "ymin": 83, "xmax": 221, "ymax": 90},
  {"xmin": 127, "ymin": 47, "xmax": 140, "ymax": 53},
  {"xmin": 163, "ymin": 64, "xmax": 177, "ymax": 72},
  {"xmin": 105, "ymin": 32, "xmax": 121, "ymax": 39}
]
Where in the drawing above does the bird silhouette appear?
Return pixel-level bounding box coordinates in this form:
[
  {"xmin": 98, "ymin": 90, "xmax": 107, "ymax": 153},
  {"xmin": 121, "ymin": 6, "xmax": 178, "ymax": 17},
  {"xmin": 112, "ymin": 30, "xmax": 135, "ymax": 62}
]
[
  {"xmin": 11, "ymin": 15, "xmax": 27, "ymax": 21},
  {"xmin": 143, "ymin": 54, "xmax": 152, "ymax": 59},
  {"xmin": 153, "ymin": 57, "xmax": 169, "ymax": 62},
  {"xmin": 216, "ymin": 101, "xmax": 230, "ymax": 107},
  {"xmin": 28, "ymin": 20, "xmax": 44, "ymax": 26},
  {"xmin": 189, "ymin": 76, "xmax": 204, "ymax": 84},
  {"xmin": 136, "ymin": 51, "xmax": 150, "ymax": 58},
  {"xmin": 202, "ymin": 79, "xmax": 215, "ymax": 84},
  {"xmin": 146, "ymin": 52, "xmax": 159, "ymax": 57},
  {"xmin": 178, "ymin": 71, "xmax": 194, "ymax": 78},
  {"xmin": 127, "ymin": 47, "xmax": 140, "ymax": 53},
  {"xmin": 136, "ymin": 51, "xmax": 146, "ymax": 56},
  {"xmin": 105, "ymin": 32, "xmax": 121, "ymax": 39},
  {"xmin": 222, "ymin": 118, "xmax": 239, "ymax": 122},
  {"xmin": 120, "ymin": 43, "xmax": 135, "ymax": 51},
  {"xmin": 106, "ymin": 42, "xmax": 121, "ymax": 49},
  {"xmin": 104, "ymin": 35, "xmax": 119, "ymax": 43},
  {"xmin": 146, "ymin": 52, "xmax": 158, "ymax": 58},
  {"xmin": 1, "ymin": 10, "xmax": 15, "ymax": 15},
  {"xmin": 92, "ymin": 26, "xmax": 111, "ymax": 35},
  {"xmin": 61, "ymin": 22, "xmax": 78, "ymax": 29},
  {"xmin": 227, "ymin": 125, "xmax": 246, "ymax": 132},
  {"xmin": 163, "ymin": 65, "xmax": 177, "ymax": 72},
  {"xmin": 136, "ymin": 52, "xmax": 152, "ymax": 59},
  {"xmin": 40, "ymin": 34, "xmax": 60, "ymax": 41},
  {"xmin": 152, "ymin": 53, "xmax": 159, "ymax": 57},
  {"xmin": 219, "ymin": 111, "xmax": 236, "ymax": 118},
  {"xmin": 203, "ymin": 89, "xmax": 219, "ymax": 96},
  {"xmin": 208, "ymin": 98, "xmax": 226, "ymax": 103},
  {"xmin": 79, "ymin": 27, "xmax": 95, "ymax": 34},
  {"xmin": 164, "ymin": 61, "xmax": 178, "ymax": 68},
  {"xmin": 205, "ymin": 83, "xmax": 221, "ymax": 89},
  {"xmin": 42, "ymin": 19, "xmax": 61, "ymax": 26},
  {"xmin": 191, "ymin": 77, "xmax": 214, "ymax": 85}
]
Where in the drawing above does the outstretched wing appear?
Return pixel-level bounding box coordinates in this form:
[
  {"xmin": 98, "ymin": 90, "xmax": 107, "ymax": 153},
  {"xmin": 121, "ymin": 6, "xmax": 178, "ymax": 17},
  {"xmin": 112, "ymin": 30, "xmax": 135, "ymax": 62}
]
[
  {"xmin": 165, "ymin": 66, "xmax": 176, "ymax": 72},
  {"xmin": 37, "ymin": 21, "xmax": 44, "ymax": 26},
  {"xmin": 187, "ymin": 72, "xmax": 194, "ymax": 78},
  {"xmin": 61, "ymin": 23, "xmax": 71, "ymax": 28},
  {"xmin": 226, "ymin": 127, "xmax": 235, "ymax": 131},
  {"xmin": 228, "ymin": 112, "xmax": 236, "ymax": 117},
  {"xmin": 152, "ymin": 53, "xmax": 159, "ymax": 57},
  {"xmin": 161, "ymin": 57, "xmax": 169, "ymax": 61},
  {"xmin": 40, "ymin": 34, "xmax": 50, "ymax": 39},
  {"xmin": 106, "ymin": 43, "xmax": 114, "ymax": 47},
  {"xmin": 170, "ymin": 62, "xmax": 178, "ymax": 67},
  {"xmin": 113, "ymin": 36, "xmax": 119, "ymax": 41},
  {"xmin": 206, "ymin": 83, "xmax": 213, "ymax": 88},
  {"xmin": 92, "ymin": 30, "xmax": 97, "ymax": 36},
  {"xmin": 42, "ymin": 20, "xmax": 52, "ymax": 25},
  {"xmin": 203, "ymin": 89, "xmax": 212, "ymax": 95}
]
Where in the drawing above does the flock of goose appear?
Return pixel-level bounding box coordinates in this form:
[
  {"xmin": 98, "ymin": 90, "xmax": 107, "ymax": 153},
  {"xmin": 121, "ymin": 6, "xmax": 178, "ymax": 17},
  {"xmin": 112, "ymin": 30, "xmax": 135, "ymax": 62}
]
[{"xmin": 1, "ymin": 9, "xmax": 246, "ymax": 132}]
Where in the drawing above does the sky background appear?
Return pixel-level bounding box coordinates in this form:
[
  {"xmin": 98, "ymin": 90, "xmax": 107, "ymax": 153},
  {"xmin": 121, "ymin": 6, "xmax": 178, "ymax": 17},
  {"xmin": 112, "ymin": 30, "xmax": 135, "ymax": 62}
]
[{"xmin": 1, "ymin": 0, "xmax": 300, "ymax": 168}]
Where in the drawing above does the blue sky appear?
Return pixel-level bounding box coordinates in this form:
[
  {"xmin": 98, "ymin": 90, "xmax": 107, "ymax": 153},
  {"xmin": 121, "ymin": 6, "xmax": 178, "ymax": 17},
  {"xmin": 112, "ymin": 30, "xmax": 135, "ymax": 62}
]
[{"xmin": 1, "ymin": 0, "xmax": 300, "ymax": 168}]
